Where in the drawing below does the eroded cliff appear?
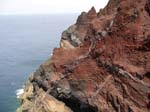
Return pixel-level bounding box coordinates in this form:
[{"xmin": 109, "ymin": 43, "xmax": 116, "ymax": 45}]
[{"xmin": 17, "ymin": 0, "xmax": 150, "ymax": 112}]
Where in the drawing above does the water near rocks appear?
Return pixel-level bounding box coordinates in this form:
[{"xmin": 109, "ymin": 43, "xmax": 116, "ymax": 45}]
[{"xmin": 0, "ymin": 14, "xmax": 78, "ymax": 112}]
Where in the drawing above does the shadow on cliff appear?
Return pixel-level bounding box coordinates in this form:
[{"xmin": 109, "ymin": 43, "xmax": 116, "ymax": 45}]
[{"xmin": 58, "ymin": 96, "xmax": 98, "ymax": 112}]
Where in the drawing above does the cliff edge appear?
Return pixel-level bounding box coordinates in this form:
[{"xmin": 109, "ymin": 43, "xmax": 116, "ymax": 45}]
[{"xmin": 17, "ymin": 0, "xmax": 150, "ymax": 112}]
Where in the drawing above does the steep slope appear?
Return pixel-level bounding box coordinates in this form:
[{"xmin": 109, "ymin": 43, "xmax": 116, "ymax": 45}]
[{"xmin": 17, "ymin": 0, "xmax": 150, "ymax": 112}]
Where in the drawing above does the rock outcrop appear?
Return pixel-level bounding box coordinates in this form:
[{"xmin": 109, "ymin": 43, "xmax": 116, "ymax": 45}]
[{"xmin": 17, "ymin": 0, "xmax": 150, "ymax": 112}]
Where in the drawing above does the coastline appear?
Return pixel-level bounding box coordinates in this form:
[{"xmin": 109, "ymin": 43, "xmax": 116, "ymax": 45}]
[{"xmin": 17, "ymin": 0, "xmax": 150, "ymax": 111}]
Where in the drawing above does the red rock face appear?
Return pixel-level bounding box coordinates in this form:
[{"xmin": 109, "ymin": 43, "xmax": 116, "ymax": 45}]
[{"xmin": 19, "ymin": 0, "xmax": 150, "ymax": 112}]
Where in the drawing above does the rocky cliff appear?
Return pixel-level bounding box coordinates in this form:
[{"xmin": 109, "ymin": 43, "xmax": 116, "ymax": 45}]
[{"xmin": 17, "ymin": 0, "xmax": 150, "ymax": 112}]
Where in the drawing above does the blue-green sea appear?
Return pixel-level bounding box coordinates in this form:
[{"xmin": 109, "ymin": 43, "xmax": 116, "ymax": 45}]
[{"xmin": 0, "ymin": 14, "xmax": 78, "ymax": 112}]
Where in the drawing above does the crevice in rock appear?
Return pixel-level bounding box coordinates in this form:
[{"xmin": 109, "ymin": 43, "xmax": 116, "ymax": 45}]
[
  {"xmin": 145, "ymin": 72, "xmax": 150, "ymax": 78},
  {"xmin": 138, "ymin": 37, "xmax": 150, "ymax": 51},
  {"xmin": 57, "ymin": 96, "xmax": 98, "ymax": 112},
  {"xmin": 145, "ymin": 0, "xmax": 150, "ymax": 16},
  {"xmin": 48, "ymin": 83, "xmax": 98, "ymax": 112}
]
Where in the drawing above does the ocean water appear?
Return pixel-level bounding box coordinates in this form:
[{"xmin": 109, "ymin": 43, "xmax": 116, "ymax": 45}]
[{"xmin": 0, "ymin": 14, "xmax": 78, "ymax": 112}]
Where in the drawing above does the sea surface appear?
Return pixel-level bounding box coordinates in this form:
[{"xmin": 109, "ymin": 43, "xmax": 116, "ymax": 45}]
[{"xmin": 0, "ymin": 14, "xmax": 78, "ymax": 112}]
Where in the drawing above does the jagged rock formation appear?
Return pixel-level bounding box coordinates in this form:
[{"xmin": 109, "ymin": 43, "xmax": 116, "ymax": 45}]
[{"xmin": 17, "ymin": 0, "xmax": 150, "ymax": 112}]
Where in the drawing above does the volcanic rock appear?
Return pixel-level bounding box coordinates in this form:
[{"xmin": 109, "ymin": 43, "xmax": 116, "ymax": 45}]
[{"xmin": 17, "ymin": 0, "xmax": 150, "ymax": 112}]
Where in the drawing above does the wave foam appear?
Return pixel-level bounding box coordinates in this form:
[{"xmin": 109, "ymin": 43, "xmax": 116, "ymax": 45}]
[{"xmin": 16, "ymin": 88, "xmax": 24, "ymax": 98}]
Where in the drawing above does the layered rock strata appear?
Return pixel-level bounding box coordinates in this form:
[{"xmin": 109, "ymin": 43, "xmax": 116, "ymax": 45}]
[{"xmin": 17, "ymin": 0, "xmax": 150, "ymax": 112}]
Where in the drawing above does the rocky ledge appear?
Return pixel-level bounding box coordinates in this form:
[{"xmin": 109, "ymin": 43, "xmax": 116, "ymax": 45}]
[{"xmin": 17, "ymin": 0, "xmax": 150, "ymax": 112}]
